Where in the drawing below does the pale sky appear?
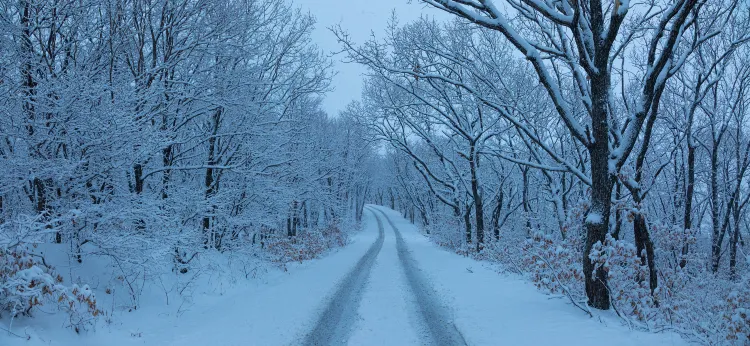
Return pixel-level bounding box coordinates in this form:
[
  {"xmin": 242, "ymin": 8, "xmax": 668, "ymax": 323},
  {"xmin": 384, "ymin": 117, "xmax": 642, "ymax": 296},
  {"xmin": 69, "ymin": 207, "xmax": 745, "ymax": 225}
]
[{"xmin": 293, "ymin": 0, "xmax": 446, "ymax": 117}]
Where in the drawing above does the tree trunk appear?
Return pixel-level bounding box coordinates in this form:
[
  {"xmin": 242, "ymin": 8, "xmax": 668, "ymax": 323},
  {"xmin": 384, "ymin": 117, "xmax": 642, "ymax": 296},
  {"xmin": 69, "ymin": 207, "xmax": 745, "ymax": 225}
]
[
  {"xmin": 203, "ymin": 108, "xmax": 222, "ymax": 249},
  {"xmin": 729, "ymin": 123, "xmax": 744, "ymax": 280},
  {"xmin": 633, "ymin": 213, "xmax": 658, "ymax": 293},
  {"xmin": 134, "ymin": 164, "xmax": 144, "ymax": 194},
  {"xmin": 522, "ymin": 167, "xmax": 531, "ymax": 236},
  {"xmin": 681, "ymin": 142, "xmax": 695, "ymax": 268},
  {"xmin": 583, "ymin": 72, "xmax": 612, "ymax": 310},
  {"xmin": 469, "ymin": 143, "xmax": 484, "ymax": 251},
  {"xmin": 301, "ymin": 201, "xmax": 306, "ymax": 230},
  {"xmin": 710, "ymin": 140, "xmax": 722, "ymax": 272},
  {"xmin": 21, "ymin": 1, "xmax": 60, "ymax": 243},
  {"xmin": 161, "ymin": 145, "xmax": 173, "ymax": 199},
  {"xmin": 729, "ymin": 203, "xmax": 740, "ymax": 280},
  {"xmin": 491, "ymin": 189, "xmax": 504, "ymax": 240},
  {"xmin": 420, "ymin": 208, "xmax": 429, "ymax": 232},
  {"xmin": 612, "ymin": 182, "xmax": 622, "ymax": 240},
  {"xmin": 464, "ymin": 203, "xmax": 472, "ymax": 244}
]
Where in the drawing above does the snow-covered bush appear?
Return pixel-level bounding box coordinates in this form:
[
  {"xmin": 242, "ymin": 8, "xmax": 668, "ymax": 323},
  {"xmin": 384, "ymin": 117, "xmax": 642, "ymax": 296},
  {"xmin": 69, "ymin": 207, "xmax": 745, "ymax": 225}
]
[
  {"xmin": 722, "ymin": 281, "xmax": 750, "ymax": 343},
  {"xmin": 0, "ymin": 243, "xmax": 101, "ymax": 332},
  {"xmin": 479, "ymin": 233, "xmax": 525, "ymax": 274},
  {"xmin": 264, "ymin": 224, "xmax": 348, "ymax": 265},
  {"xmin": 428, "ymin": 215, "xmax": 468, "ymax": 254},
  {"xmin": 656, "ymin": 271, "xmax": 750, "ymax": 345},
  {"xmin": 588, "ymin": 234, "xmax": 657, "ymax": 322},
  {"xmin": 519, "ymin": 201, "xmax": 587, "ymax": 304},
  {"xmin": 522, "ymin": 231, "xmax": 586, "ymax": 307}
]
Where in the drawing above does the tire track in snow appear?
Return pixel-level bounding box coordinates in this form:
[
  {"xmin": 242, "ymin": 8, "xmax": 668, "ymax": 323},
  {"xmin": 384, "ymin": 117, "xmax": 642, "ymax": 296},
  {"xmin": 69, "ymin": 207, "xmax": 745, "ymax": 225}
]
[
  {"xmin": 370, "ymin": 206, "xmax": 468, "ymax": 346},
  {"xmin": 347, "ymin": 209, "xmax": 423, "ymax": 345},
  {"xmin": 301, "ymin": 209, "xmax": 385, "ymax": 346}
]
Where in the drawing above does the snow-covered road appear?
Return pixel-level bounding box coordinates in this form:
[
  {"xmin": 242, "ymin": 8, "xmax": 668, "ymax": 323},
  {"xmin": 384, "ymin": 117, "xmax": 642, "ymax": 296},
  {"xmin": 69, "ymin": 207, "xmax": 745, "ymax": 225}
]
[
  {"xmin": 369, "ymin": 207, "xmax": 466, "ymax": 346},
  {"xmin": 364, "ymin": 207, "xmax": 686, "ymax": 346},
  {"xmin": 301, "ymin": 208, "xmax": 385, "ymax": 346},
  {"xmin": 309, "ymin": 206, "xmax": 466, "ymax": 346},
  {"xmin": 299, "ymin": 205, "xmax": 685, "ymax": 346},
  {"xmin": 11, "ymin": 205, "xmax": 685, "ymax": 346}
]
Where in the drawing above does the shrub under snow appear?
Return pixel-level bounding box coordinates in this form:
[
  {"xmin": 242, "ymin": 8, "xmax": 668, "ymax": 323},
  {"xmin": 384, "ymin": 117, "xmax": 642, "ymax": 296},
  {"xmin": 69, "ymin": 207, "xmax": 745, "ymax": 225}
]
[
  {"xmin": 1, "ymin": 243, "xmax": 101, "ymax": 333},
  {"xmin": 264, "ymin": 224, "xmax": 349, "ymax": 267},
  {"xmin": 418, "ymin": 199, "xmax": 749, "ymax": 345}
]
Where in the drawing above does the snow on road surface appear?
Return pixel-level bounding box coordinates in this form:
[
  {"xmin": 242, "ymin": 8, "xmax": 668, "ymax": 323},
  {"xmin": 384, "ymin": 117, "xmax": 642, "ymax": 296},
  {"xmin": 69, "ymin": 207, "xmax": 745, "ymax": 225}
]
[
  {"xmin": 304, "ymin": 207, "xmax": 467, "ymax": 346},
  {"xmin": 156, "ymin": 212, "xmax": 383, "ymax": 346},
  {"xmin": 369, "ymin": 207, "xmax": 467, "ymax": 346},
  {"xmin": 346, "ymin": 210, "xmax": 423, "ymax": 346},
  {"xmin": 370, "ymin": 206, "xmax": 687, "ymax": 346},
  {"xmin": 4, "ymin": 205, "xmax": 687, "ymax": 346},
  {"xmin": 302, "ymin": 211, "xmax": 384, "ymax": 346}
]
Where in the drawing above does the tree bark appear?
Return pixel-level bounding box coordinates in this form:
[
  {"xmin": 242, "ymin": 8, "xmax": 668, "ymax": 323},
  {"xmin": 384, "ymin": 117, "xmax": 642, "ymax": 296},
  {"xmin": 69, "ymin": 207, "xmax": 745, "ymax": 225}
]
[
  {"xmin": 681, "ymin": 142, "xmax": 695, "ymax": 268},
  {"xmin": 729, "ymin": 203, "xmax": 740, "ymax": 280},
  {"xmin": 203, "ymin": 108, "xmax": 221, "ymax": 249},
  {"xmin": 710, "ymin": 135, "xmax": 723, "ymax": 272},
  {"xmin": 583, "ymin": 71, "xmax": 612, "ymax": 310},
  {"xmin": 469, "ymin": 143, "xmax": 484, "ymax": 251},
  {"xmin": 522, "ymin": 166, "xmax": 531, "ymax": 236},
  {"xmin": 491, "ymin": 188, "xmax": 504, "ymax": 240},
  {"xmin": 633, "ymin": 213, "xmax": 658, "ymax": 293},
  {"xmin": 464, "ymin": 203, "xmax": 473, "ymax": 244}
]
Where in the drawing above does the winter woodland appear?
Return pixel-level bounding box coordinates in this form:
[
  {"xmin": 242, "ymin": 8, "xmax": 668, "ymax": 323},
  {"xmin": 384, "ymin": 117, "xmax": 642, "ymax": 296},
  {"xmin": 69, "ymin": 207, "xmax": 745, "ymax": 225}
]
[{"xmin": 1, "ymin": 0, "xmax": 749, "ymax": 344}]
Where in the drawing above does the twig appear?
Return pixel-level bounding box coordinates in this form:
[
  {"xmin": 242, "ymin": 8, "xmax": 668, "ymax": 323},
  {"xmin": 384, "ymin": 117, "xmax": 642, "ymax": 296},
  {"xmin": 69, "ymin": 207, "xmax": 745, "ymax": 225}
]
[{"xmin": 0, "ymin": 324, "xmax": 26, "ymax": 339}]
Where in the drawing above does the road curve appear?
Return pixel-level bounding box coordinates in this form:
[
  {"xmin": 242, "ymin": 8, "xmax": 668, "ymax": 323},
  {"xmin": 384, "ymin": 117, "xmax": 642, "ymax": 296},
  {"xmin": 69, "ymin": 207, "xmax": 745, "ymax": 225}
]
[
  {"xmin": 369, "ymin": 206, "xmax": 468, "ymax": 346},
  {"xmin": 301, "ymin": 210, "xmax": 385, "ymax": 346}
]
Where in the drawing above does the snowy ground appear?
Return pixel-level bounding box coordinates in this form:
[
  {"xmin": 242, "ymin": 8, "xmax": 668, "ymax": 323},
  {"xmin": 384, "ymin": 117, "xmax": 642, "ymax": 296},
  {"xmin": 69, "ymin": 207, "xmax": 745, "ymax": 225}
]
[
  {"xmin": 2, "ymin": 205, "xmax": 687, "ymax": 345},
  {"xmin": 369, "ymin": 206, "xmax": 687, "ymax": 346}
]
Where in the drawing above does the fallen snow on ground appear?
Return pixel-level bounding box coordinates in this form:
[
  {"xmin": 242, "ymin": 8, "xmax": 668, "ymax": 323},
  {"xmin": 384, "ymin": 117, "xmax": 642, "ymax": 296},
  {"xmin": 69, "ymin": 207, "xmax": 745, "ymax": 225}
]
[
  {"xmin": 372, "ymin": 206, "xmax": 687, "ymax": 346},
  {"xmin": 347, "ymin": 211, "xmax": 423, "ymax": 346},
  {"xmin": 2, "ymin": 206, "xmax": 687, "ymax": 345},
  {"xmin": 1, "ymin": 222, "xmax": 376, "ymax": 346}
]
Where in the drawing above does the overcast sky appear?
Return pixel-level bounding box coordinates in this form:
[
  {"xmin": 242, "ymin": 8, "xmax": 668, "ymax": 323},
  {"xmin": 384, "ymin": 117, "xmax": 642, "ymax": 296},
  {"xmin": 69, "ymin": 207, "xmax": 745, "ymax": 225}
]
[{"xmin": 293, "ymin": 0, "xmax": 446, "ymax": 116}]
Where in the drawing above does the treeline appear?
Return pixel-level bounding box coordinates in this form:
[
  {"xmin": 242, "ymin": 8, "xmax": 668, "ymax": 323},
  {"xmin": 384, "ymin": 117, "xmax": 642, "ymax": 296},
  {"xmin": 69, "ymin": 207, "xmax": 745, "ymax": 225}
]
[
  {"xmin": 346, "ymin": 0, "xmax": 750, "ymax": 343},
  {"xmin": 0, "ymin": 0, "xmax": 373, "ymax": 321}
]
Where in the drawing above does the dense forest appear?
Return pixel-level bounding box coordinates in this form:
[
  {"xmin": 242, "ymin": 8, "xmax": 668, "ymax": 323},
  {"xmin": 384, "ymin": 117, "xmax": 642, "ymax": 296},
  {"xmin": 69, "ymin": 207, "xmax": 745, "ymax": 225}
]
[
  {"xmin": 342, "ymin": 0, "xmax": 750, "ymax": 343},
  {"xmin": 0, "ymin": 0, "xmax": 373, "ymax": 331},
  {"xmin": 1, "ymin": 0, "xmax": 749, "ymax": 344}
]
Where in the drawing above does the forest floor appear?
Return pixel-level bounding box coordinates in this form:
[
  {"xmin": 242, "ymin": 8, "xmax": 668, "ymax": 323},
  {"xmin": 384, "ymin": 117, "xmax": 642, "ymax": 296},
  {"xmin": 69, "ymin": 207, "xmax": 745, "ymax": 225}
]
[{"xmin": 2, "ymin": 205, "xmax": 687, "ymax": 346}]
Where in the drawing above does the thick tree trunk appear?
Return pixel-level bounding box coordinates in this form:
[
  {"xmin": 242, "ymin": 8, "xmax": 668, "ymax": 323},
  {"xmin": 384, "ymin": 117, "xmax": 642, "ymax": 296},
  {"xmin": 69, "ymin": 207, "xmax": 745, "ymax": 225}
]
[
  {"xmin": 729, "ymin": 123, "xmax": 744, "ymax": 280},
  {"xmin": 203, "ymin": 149, "xmax": 216, "ymax": 247},
  {"xmin": 584, "ymin": 157, "xmax": 612, "ymax": 309},
  {"xmin": 583, "ymin": 72, "xmax": 612, "ymax": 310}
]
